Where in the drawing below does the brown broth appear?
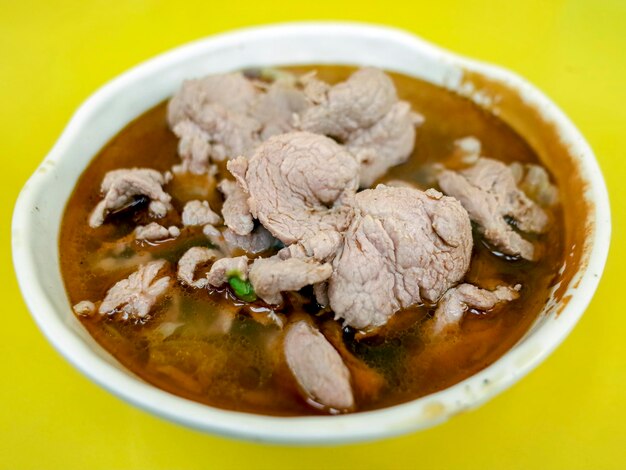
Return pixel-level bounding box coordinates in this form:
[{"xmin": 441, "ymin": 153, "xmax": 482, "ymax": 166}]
[{"xmin": 59, "ymin": 66, "xmax": 565, "ymax": 416}]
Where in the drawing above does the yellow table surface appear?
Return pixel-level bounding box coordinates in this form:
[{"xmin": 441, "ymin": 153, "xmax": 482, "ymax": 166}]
[{"xmin": 2, "ymin": 1, "xmax": 625, "ymax": 468}]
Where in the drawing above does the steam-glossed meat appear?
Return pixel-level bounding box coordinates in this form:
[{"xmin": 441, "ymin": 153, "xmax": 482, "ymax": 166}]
[
  {"xmin": 284, "ymin": 321, "xmax": 354, "ymax": 411},
  {"xmin": 438, "ymin": 156, "xmax": 549, "ymax": 260},
  {"xmin": 228, "ymin": 132, "xmax": 359, "ymax": 244},
  {"xmin": 329, "ymin": 185, "xmax": 472, "ymax": 330},
  {"xmin": 89, "ymin": 168, "xmax": 173, "ymax": 228}
]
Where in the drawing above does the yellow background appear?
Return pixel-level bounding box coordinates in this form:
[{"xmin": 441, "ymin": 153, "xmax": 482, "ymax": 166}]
[{"xmin": 2, "ymin": 1, "xmax": 625, "ymax": 469}]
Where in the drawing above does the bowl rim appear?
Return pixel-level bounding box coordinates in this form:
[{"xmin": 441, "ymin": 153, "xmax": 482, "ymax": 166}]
[{"xmin": 12, "ymin": 21, "xmax": 611, "ymax": 444}]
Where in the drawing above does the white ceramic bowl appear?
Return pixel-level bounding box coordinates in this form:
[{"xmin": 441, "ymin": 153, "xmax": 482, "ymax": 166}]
[{"xmin": 12, "ymin": 22, "xmax": 610, "ymax": 444}]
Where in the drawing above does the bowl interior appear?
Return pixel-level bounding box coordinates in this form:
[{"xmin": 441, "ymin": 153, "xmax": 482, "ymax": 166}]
[{"xmin": 12, "ymin": 23, "xmax": 610, "ymax": 444}]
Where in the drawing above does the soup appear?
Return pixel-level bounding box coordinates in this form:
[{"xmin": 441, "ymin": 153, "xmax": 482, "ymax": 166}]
[{"xmin": 60, "ymin": 66, "xmax": 564, "ymax": 415}]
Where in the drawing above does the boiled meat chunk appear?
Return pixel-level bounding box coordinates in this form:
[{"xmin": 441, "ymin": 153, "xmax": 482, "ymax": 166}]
[
  {"xmin": 223, "ymin": 226, "xmax": 278, "ymax": 255},
  {"xmin": 249, "ymin": 256, "xmax": 333, "ymax": 305},
  {"xmin": 177, "ymin": 247, "xmax": 220, "ymax": 288},
  {"xmin": 135, "ymin": 222, "xmax": 180, "ymax": 241},
  {"xmin": 249, "ymin": 79, "xmax": 310, "ymax": 140},
  {"xmin": 328, "ymin": 185, "xmax": 472, "ymax": 330},
  {"xmin": 228, "ymin": 132, "xmax": 359, "ymax": 244},
  {"xmin": 298, "ymin": 67, "xmax": 397, "ymax": 140},
  {"xmin": 431, "ymin": 283, "xmax": 521, "ymax": 336},
  {"xmin": 89, "ymin": 169, "xmax": 172, "ymax": 228},
  {"xmin": 296, "ymin": 68, "xmax": 423, "ymax": 187},
  {"xmin": 218, "ymin": 179, "xmax": 254, "ymax": 236},
  {"xmin": 438, "ymin": 157, "xmax": 549, "ymax": 260},
  {"xmin": 99, "ymin": 260, "xmax": 171, "ymax": 320},
  {"xmin": 284, "ymin": 321, "xmax": 354, "ymax": 411},
  {"xmin": 278, "ymin": 230, "xmax": 343, "ymax": 263},
  {"xmin": 348, "ymin": 101, "xmax": 423, "ymax": 187},
  {"xmin": 181, "ymin": 200, "xmax": 221, "ymax": 227},
  {"xmin": 168, "ymin": 72, "xmax": 262, "ymax": 166},
  {"xmin": 207, "ymin": 256, "xmax": 249, "ymax": 288}
]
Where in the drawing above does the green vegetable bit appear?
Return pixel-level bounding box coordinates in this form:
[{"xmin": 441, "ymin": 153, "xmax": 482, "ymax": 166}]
[{"xmin": 228, "ymin": 275, "xmax": 257, "ymax": 302}]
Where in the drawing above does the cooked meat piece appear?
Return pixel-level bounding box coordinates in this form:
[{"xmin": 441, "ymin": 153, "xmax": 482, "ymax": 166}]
[
  {"xmin": 72, "ymin": 300, "xmax": 95, "ymax": 316},
  {"xmin": 509, "ymin": 162, "xmax": 559, "ymax": 207},
  {"xmin": 218, "ymin": 179, "xmax": 254, "ymax": 236},
  {"xmin": 169, "ymin": 72, "xmax": 310, "ymax": 166},
  {"xmin": 99, "ymin": 260, "xmax": 171, "ymax": 320},
  {"xmin": 181, "ymin": 200, "xmax": 221, "ymax": 227},
  {"xmin": 89, "ymin": 169, "xmax": 173, "ymax": 228},
  {"xmin": 249, "ymin": 255, "xmax": 333, "ymax": 305},
  {"xmin": 223, "ymin": 226, "xmax": 278, "ymax": 255},
  {"xmin": 297, "ymin": 68, "xmax": 397, "ymax": 140},
  {"xmin": 135, "ymin": 222, "xmax": 180, "ymax": 241},
  {"xmin": 168, "ymin": 72, "xmax": 260, "ymax": 125},
  {"xmin": 171, "ymin": 120, "xmax": 214, "ymax": 175},
  {"xmin": 207, "ymin": 256, "xmax": 249, "ymax": 287},
  {"xmin": 348, "ymin": 101, "xmax": 424, "ymax": 187},
  {"xmin": 277, "ymin": 230, "xmax": 342, "ymax": 305},
  {"xmin": 295, "ymin": 68, "xmax": 422, "ymax": 188},
  {"xmin": 249, "ymin": 80, "xmax": 310, "ymax": 140},
  {"xmin": 284, "ymin": 321, "xmax": 354, "ymax": 411},
  {"xmin": 168, "ymin": 75, "xmax": 262, "ymax": 163},
  {"xmin": 430, "ymin": 283, "xmax": 521, "ymax": 336},
  {"xmin": 299, "ymin": 72, "xmax": 330, "ymax": 104},
  {"xmin": 228, "ymin": 132, "xmax": 359, "ymax": 244},
  {"xmin": 329, "ymin": 185, "xmax": 472, "ymax": 330},
  {"xmin": 278, "ymin": 230, "xmax": 343, "ymax": 263},
  {"xmin": 177, "ymin": 247, "xmax": 220, "ymax": 288},
  {"xmin": 438, "ymin": 158, "xmax": 549, "ymax": 260}
]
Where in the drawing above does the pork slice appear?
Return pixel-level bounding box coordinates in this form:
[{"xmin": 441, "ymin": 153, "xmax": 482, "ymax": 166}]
[
  {"xmin": 297, "ymin": 68, "xmax": 397, "ymax": 140},
  {"xmin": 218, "ymin": 179, "xmax": 254, "ymax": 236},
  {"xmin": 348, "ymin": 101, "xmax": 424, "ymax": 187},
  {"xmin": 177, "ymin": 247, "xmax": 220, "ymax": 288},
  {"xmin": 438, "ymin": 157, "xmax": 549, "ymax": 260},
  {"xmin": 329, "ymin": 185, "xmax": 472, "ymax": 330},
  {"xmin": 228, "ymin": 132, "xmax": 359, "ymax": 244},
  {"xmin": 171, "ymin": 120, "xmax": 213, "ymax": 175},
  {"xmin": 249, "ymin": 255, "xmax": 333, "ymax": 305},
  {"xmin": 223, "ymin": 226, "xmax": 278, "ymax": 255},
  {"xmin": 284, "ymin": 321, "xmax": 354, "ymax": 411},
  {"xmin": 89, "ymin": 168, "xmax": 172, "ymax": 228},
  {"xmin": 249, "ymin": 80, "xmax": 310, "ymax": 140},
  {"xmin": 99, "ymin": 260, "xmax": 171, "ymax": 320},
  {"xmin": 431, "ymin": 283, "xmax": 521, "ymax": 336},
  {"xmin": 135, "ymin": 222, "xmax": 180, "ymax": 241},
  {"xmin": 168, "ymin": 72, "xmax": 260, "ymax": 126},
  {"xmin": 207, "ymin": 256, "xmax": 249, "ymax": 287},
  {"xmin": 509, "ymin": 162, "xmax": 559, "ymax": 207},
  {"xmin": 278, "ymin": 230, "xmax": 343, "ymax": 263},
  {"xmin": 181, "ymin": 200, "xmax": 221, "ymax": 227}
]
